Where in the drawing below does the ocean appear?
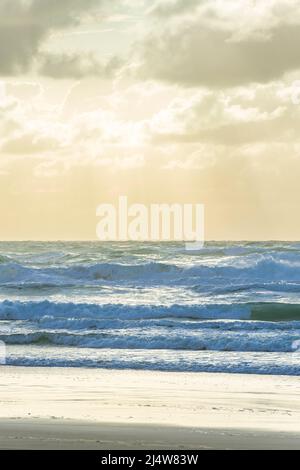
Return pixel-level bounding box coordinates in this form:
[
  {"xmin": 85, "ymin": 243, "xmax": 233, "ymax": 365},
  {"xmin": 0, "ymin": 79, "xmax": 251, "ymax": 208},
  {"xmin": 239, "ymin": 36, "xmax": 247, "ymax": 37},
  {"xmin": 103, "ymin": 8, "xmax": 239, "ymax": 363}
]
[{"xmin": 0, "ymin": 241, "xmax": 300, "ymax": 375}]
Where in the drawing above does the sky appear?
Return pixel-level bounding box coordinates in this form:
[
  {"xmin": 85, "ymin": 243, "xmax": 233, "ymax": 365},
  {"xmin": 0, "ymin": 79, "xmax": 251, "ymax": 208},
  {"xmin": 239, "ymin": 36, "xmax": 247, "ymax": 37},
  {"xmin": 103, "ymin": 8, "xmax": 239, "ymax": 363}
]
[{"xmin": 0, "ymin": 0, "xmax": 300, "ymax": 240}]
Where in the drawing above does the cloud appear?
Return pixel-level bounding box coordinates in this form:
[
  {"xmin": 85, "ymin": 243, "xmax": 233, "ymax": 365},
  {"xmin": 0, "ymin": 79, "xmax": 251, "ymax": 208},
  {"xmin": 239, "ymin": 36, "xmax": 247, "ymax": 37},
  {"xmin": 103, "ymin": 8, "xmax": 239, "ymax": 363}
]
[
  {"xmin": 1, "ymin": 133, "xmax": 59, "ymax": 155},
  {"xmin": 148, "ymin": 82, "xmax": 300, "ymax": 146},
  {"xmin": 141, "ymin": 23, "xmax": 300, "ymax": 88},
  {"xmin": 4, "ymin": 0, "xmax": 300, "ymax": 87},
  {"xmin": 0, "ymin": 0, "xmax": 109, "ymax": 76},
  {"xmin": 39, "ymin": 53, "xmax": 123, "ymax": 79},
  {"xmin": 0, "ymin": 79, "xmax": 150, "ymax": 169},
  {"xmin": 150, "ymin": 0, "xmax": 200, "ymax": 17},
  {"xmin": 140, "ymin": 0, "xmax": 300, "ymax": 88}
]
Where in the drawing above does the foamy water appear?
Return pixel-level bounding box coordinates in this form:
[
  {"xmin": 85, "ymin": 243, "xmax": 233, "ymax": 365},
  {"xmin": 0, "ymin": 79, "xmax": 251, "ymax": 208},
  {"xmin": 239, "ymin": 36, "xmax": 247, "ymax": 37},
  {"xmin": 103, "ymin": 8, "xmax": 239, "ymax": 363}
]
[{"xmin": 1, "ymin": 241, "xmax": 300, "ymax": 374}]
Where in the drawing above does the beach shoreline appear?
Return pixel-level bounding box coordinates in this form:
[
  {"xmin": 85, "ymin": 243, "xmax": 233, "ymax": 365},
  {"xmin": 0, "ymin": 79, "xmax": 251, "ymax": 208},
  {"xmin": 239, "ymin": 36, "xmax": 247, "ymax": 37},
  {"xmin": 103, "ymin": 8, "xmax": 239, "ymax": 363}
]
[{"xmin": 0, "ymin": 366, "xmax": 300, "ymax": 449}]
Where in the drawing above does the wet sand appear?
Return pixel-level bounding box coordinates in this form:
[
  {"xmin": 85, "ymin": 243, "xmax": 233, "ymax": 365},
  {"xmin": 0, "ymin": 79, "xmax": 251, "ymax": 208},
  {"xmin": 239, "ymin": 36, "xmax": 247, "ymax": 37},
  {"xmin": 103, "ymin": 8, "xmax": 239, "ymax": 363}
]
[{"xmin": 0, "ymin": 366, "xmax": 300, "ymax": 449}]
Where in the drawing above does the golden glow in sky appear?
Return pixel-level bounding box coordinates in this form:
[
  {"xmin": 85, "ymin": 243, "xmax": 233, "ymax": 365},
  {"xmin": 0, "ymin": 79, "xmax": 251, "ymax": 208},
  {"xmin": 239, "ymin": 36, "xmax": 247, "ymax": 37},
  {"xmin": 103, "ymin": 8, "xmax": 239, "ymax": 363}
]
[{"xmin": 0, "ymin": 0, "xmax": 300, "ymax": 240}]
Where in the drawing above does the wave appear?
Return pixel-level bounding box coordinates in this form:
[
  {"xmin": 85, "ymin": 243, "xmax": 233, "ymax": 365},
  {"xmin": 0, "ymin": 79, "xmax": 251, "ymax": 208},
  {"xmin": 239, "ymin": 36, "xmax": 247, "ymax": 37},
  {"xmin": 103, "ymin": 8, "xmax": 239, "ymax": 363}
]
[
  {"xmin": 0, "ymin": 253, "xmax": 300, "ymax": 286},
  {"xmin": 5, "ymin": 346, "xmax": 300, "ymax": 375},
  {"xmin": 192, "ymin": 281, "xmax": 300, "ymax": 295},
  {"xmin": 1, "ymin": 242, "xmax": 300, "ymax": 374},
  {"xmin": 0, "ymin": 255, "xmax": 12, "ymax": 264},
  {"xmin": 0, "ymin": 261, "xmax": 178, "ymax": 285},
  {"xmin": 2, "ymin": 326, "xmax": 300, "ymax": 352},
  {"xmin": 1, "ymin": 300, "xmax": 300, "ymax": 322},
  {"xmin": 0, "ymin": 299, "xmax": 250, "ymax": 321},
  {"xmin": 22, "ymin": 316, "xmax": 300, "ymax": 332}
]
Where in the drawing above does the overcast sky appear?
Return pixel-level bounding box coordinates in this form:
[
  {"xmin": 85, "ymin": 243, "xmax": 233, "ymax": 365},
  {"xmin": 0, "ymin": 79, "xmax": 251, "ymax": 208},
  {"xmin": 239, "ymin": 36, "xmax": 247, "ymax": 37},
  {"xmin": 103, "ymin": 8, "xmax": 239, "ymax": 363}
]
[{"xmin": 0, "ymin": 0, "xmax": 300, "ymax": 240}]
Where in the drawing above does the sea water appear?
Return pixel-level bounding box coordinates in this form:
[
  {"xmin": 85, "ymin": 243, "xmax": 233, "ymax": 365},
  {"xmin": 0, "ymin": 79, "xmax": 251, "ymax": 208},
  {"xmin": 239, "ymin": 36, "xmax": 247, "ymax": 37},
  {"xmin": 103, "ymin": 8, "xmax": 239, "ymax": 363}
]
[{"xmin": 0, "ymin": 241, "xmax": 300, "ymax": 374}]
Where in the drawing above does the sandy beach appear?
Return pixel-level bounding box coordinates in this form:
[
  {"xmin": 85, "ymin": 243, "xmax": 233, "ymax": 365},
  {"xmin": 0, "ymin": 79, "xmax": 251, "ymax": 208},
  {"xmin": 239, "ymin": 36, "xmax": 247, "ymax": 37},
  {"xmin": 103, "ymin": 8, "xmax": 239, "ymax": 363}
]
[{"xmin": 0, "ymin": 366, "xmax": 299, "ymax": 449}]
